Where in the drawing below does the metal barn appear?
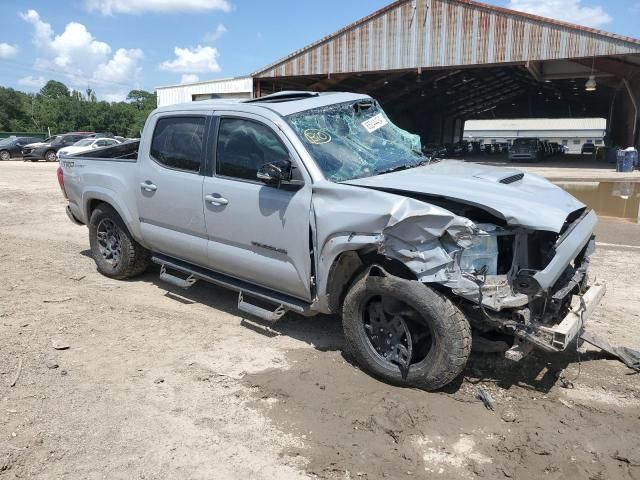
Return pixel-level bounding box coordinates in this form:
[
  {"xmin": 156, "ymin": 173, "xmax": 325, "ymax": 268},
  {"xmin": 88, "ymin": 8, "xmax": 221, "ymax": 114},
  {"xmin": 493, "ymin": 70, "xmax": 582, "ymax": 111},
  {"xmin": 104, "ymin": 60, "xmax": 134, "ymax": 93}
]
[{"xmin": 252, "ymin": 0, "xmax": 640, "ymax": 149}]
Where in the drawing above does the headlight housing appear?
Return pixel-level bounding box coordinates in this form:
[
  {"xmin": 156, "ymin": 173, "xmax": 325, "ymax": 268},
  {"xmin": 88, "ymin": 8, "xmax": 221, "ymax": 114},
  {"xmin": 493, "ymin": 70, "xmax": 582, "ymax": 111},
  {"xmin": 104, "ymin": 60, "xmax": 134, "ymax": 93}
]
[{"xmin": 458, "ymin": 223, "xmax": 498, "ymax": 275}]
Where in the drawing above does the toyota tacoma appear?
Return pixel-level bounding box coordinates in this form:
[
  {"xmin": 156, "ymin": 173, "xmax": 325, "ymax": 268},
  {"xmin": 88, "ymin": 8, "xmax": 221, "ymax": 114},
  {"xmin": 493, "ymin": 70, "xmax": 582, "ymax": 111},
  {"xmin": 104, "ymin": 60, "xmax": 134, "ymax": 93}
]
[{"xmin": 57, "ymin": 91, "xmax": 605, "ymax": 390}]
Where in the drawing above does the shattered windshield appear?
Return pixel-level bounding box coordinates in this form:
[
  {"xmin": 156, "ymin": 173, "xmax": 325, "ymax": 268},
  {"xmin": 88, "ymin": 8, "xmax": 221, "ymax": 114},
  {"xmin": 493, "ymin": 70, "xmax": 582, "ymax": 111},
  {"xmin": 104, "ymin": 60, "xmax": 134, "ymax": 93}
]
[{"xmin": 286, "ymin": 100, "xmax": 424, "ymax": 182}]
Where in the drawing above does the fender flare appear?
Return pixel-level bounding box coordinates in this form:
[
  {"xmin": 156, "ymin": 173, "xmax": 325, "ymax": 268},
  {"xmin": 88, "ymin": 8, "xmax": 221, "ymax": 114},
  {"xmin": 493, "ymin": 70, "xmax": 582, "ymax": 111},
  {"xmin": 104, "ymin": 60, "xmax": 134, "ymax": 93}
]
[{"xmin": 82, "ymin": 188, "xmax": 148, "ymax": 248}]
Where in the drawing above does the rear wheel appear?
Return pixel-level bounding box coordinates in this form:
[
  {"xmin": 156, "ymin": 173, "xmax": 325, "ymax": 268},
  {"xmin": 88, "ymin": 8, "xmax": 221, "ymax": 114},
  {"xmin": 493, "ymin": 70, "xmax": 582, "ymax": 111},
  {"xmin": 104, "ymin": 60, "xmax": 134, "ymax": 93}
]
[
  {"xmin": 0, "ymin": 150, "xmax": 10, "ymax": 161},
  {"xmin": 89, "ymin": 204, "xmax": 150, "ymax": 279},
  {"xmin": 342, "ymin": 272, "xmax": 471, "ymax": 390},
  {"xmin": 45, "ymin": 150, "xmax": 57, "ymax": 162}
]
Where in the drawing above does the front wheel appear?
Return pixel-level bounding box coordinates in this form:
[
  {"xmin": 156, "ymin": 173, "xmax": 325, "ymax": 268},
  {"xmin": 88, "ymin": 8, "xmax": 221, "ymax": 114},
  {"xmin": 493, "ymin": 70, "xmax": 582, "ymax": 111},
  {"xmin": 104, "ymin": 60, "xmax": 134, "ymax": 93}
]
[
  {"xmin": 45, "ymin": 150, "xmax": 57, "ymax": 162},
  {"xmin": 0, "ymin": 150, "xmax": 10, "ymax": 161},
  {"xmin": 89, "ymin": 203, "xmax": 150, "ymax": 279},
  {"xmin": 342, "ymin": 272, "xmax": 471, "ymax": 391}
]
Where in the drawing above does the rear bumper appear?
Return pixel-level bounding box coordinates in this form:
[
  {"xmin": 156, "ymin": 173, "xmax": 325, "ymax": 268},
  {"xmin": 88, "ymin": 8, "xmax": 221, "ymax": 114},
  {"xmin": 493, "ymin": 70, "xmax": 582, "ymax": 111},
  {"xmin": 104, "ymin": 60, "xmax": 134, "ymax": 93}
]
[{"xmin": 66, "ymin": 205, "xmax": 85, "ymax": 225}]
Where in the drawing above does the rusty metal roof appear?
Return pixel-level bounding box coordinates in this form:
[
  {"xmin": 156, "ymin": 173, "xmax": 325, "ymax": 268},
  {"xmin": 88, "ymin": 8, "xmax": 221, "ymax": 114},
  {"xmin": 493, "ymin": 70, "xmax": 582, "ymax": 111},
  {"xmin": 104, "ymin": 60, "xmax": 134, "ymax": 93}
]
[{"xmin": 253, "ymin": 0, "xmax": 640, "ymax": 79}]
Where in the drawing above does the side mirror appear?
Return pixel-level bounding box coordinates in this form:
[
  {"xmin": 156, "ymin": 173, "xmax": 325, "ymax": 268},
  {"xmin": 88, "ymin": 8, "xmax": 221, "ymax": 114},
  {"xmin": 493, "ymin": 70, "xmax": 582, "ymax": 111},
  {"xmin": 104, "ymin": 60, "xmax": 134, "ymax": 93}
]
[{"xmin": 257, "ymin": 159, "xmax": 292, "ymax": 187}]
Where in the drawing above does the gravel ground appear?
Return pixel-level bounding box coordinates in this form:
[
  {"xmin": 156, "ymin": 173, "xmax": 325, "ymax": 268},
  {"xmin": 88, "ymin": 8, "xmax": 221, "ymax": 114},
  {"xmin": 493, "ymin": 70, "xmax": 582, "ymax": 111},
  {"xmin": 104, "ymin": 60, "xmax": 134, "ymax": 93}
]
[{"xmin": 1, "ymin": 161, "xmax": 639, "ymax": 480}]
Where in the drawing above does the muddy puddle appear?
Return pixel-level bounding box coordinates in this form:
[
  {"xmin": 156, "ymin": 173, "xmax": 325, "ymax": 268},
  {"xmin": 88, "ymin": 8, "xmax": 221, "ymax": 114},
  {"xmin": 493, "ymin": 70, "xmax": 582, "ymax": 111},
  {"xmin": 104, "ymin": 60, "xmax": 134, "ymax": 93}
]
[{"xmin": 556, "ymin": 181, "xmax": 640, "ymax": 223}]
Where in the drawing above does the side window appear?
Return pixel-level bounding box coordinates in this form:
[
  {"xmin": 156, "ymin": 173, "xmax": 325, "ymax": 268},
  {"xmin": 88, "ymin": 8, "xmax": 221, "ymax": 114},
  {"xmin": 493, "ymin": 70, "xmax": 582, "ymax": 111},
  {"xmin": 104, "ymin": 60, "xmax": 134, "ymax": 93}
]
[
  {"xmin": 150, "ymin": 116, "xmax": 206, "ymax": 173},
  {"xmin": 96, "ymin": 140, "xmax": 106, "ymax": 147},
  {"xmin": 216, "ymin": 117, "xmax": 289, "ymax": 181}
]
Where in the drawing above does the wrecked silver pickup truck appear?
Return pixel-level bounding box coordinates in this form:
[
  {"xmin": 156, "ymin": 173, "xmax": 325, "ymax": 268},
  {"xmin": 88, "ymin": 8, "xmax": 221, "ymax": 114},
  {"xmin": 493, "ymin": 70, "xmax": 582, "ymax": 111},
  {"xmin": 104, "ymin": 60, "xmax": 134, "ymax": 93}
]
[{"xmin": 58, "ymin": 91, "xmax": 606, "ymax": 390}]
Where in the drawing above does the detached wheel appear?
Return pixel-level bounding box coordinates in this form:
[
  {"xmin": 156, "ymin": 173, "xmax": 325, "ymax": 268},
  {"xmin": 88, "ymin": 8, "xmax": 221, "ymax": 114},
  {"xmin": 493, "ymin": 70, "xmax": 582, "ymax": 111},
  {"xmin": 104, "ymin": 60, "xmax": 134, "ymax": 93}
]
[
  {"xmin": 89, "ymin": 204, "xmax": 150, "ymax": 279},
  {"xmin": 342, "ymin": 272, "xmax": 471, "ymax": 391},
  {"xmin": 45, "ymin": 150, "xmax": 57, "ymax": 162},
  {"xmin": 0, "ymin": 150, "xmax": 10, "ymax": 161}
]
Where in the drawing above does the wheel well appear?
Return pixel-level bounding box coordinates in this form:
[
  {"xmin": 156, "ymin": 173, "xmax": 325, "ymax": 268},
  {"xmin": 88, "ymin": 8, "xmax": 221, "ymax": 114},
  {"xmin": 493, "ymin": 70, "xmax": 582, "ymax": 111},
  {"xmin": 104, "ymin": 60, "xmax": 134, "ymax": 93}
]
[
  {"xmin": 87, "ymin": 199, "xmax": 110, "ymax": 220},
  {"xmin": 326, "ymin": 250, "xmax": 418, "ymax": 313}
]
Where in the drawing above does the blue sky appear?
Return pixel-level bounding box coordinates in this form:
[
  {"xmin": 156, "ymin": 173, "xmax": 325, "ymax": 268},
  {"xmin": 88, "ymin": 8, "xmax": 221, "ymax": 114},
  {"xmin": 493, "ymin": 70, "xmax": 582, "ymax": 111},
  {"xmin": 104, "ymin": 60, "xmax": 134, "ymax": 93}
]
[{"xmin": 0, "ymin": 0, "xmax": 637, "ymax": 101}]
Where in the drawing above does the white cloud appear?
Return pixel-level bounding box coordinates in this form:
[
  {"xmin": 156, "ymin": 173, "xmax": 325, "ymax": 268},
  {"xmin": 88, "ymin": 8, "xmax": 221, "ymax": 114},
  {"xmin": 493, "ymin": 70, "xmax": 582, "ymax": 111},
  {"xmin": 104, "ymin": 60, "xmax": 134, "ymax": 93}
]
[
  {"xmin": 507, "ymin": 0, "xmax": 612, "ymax": 27},
  {"xmin": 20, "ymin": 9, "xmax": 144, "ymax": 99},
  {"xmin": 93, "ymin": 48, "xmax": 144, "ymax": 86},
  {"xmin": 86, "ymin": 0, "xmax": 231, "ymax": 15},
  {"xmin": 159, "ymin": 45, "xmax": 220, "ymax": 73},
  {"xmin": 203, "ymin": 24, "xmax": 227, "ymax": 43},
  {"xmin": 103, "ymin": 91, "xmax": 128, "ymax": 102},
  {"xmin": 0, "ymin": 42, "xmax": 18, "ymax": 58},
  {"xmin": 180, "ymin": 74, "xmax": 200, "ymax": 84},
  {"xmin": 18, "ymin": 75, "xmax": 46, "ymax": 90}
]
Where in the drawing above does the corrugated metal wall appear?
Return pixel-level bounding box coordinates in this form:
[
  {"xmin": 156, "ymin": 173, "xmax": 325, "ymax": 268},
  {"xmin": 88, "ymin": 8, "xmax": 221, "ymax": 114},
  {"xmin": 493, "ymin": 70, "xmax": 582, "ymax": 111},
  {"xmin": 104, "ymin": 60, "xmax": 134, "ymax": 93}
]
[
  {"xmin": 156, "ymin": 77, "xmax": 253, "ymax": 107},
  {"xmin": 254, "ymin": 0, "xmax": 640, "ymax": 78}
]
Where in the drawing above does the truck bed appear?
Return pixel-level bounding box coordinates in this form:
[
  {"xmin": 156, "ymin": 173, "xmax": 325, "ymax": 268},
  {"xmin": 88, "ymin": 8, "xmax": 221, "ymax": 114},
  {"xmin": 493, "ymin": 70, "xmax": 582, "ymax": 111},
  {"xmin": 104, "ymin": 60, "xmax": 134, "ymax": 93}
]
[{"xmin": 66, "ymin": 140, "xmax": 139, "ymax": 161}]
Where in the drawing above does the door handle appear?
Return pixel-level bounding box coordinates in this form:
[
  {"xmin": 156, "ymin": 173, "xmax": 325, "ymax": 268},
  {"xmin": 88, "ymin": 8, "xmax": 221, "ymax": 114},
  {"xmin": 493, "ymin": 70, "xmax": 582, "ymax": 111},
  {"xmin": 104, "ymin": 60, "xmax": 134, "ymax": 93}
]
[
  {"xmin": 205, "ymin": 194, "xmax": 229, "ymax": 206},
  {"xmin": 140, "ymin": 181, "xmax": 157, "ymax": 192}
]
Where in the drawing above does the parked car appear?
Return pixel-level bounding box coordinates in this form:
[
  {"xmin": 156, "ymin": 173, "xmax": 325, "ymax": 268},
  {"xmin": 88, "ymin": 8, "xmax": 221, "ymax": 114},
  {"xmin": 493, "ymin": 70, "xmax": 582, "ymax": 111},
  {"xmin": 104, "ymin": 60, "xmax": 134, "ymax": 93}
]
[
  {"xmin": 581, "ymin": 143, "xmax": 597, "ymax": 156},
  {"xmin": 444, "ymin": 143, "xmax": 464, "ymax": 156},
  {"xmin": 497, "ymin": 142, "xmax": 509, "ymax": 153},
  {"xmin": 509, "ymin": 137, "xmax": 543, "ymax": 162},
  {"xmin": 22, "ymin": 132, "xmax": 94, "ymax": 162},
  {"xmin": 57, "ymin": 137, "xmax": 121, "ymax": 158},
  {"xmin": 548, "ymin": 142, "xmax": 562, "ymax": 155},
  {"xmin": 0, "ymin": 136, "xmax": 44, "ymax": 160},
  {"xmin": 482, "ymin": 143, "xmax": 495, "ymax": 154},
  {"xmin": 422, "ymin": 143, "xmax": 447, "ymax": 160},
  {"xmin": 58, "ymin": 91, "xmax": 604, "ymax": 391}
]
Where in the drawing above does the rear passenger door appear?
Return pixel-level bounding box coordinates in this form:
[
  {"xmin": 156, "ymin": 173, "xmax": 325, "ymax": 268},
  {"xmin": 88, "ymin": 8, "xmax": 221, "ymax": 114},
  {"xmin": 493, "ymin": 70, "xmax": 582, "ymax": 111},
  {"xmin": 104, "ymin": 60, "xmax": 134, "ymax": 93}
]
[
  {"xmin": 202, "ymin": 113, "xmax": 313, "ymax": 301},
  {"xmin": 137, "ymin": 113, "xmax": 211, "ymax": 266}
]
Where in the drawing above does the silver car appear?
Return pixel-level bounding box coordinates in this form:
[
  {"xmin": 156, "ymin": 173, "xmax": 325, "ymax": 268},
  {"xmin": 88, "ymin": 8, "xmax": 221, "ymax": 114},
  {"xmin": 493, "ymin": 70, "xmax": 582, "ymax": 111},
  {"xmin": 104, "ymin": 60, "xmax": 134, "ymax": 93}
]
[{"xmin": 58, "ymin": 92, "xmax": 604, "ymax": 390}]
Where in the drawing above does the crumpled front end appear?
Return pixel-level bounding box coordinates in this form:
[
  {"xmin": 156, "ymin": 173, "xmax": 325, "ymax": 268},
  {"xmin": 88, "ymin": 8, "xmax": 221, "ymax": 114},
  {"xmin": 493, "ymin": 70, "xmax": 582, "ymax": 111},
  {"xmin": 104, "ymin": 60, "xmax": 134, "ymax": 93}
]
[
  {"xmin": 382, "ymin": 206, "xmax": 605, "ymax": 354},
  {"xmin": 313, "ymin": 180, "xmax": 604, "ymax": 356}
]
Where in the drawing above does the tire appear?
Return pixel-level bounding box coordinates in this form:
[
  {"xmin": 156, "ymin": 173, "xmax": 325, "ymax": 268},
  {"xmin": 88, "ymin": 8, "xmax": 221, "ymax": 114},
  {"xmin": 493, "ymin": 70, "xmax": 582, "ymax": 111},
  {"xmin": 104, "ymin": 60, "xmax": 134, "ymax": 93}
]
[
  {"xmin": 342, "ymin": 272, "xmax": 471, "ymax": 391},
  {"xmin": 89, "ymin": 203, "xmax": 150, "ymax": 279},
  {"xmin": 45, "ymin": 150, "xmax": 57, "ymax": 162},
  {"xmin": 0, "ymin": 150, "xmax": 10, "ymax": 161}
]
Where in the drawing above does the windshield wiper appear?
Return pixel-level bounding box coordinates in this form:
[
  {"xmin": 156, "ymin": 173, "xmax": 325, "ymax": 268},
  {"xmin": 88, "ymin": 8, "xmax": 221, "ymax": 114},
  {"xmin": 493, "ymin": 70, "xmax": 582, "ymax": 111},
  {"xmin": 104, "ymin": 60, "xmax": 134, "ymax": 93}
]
[
  {"xmin": 375, "ymin": 164, "xmax": 412, "ymax": 175},
  {"xmin": 375, "ymin": 157, "xmax": 432, "ymax": 176}
]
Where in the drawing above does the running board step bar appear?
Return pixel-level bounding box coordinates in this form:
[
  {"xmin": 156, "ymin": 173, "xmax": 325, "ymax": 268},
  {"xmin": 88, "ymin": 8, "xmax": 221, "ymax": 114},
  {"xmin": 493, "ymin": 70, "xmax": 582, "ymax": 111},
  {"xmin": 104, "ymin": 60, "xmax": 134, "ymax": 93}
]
[
  {"xmin": 237, "ymin": 292, "xmax": 286, "ymax": 322},
  {"xmin": 150, "ymin": 254, "xmax": 313, "ymax": 316},
  {"xmin": 160, "ymin": 264, "xmax": 198, "ymax": 289}
]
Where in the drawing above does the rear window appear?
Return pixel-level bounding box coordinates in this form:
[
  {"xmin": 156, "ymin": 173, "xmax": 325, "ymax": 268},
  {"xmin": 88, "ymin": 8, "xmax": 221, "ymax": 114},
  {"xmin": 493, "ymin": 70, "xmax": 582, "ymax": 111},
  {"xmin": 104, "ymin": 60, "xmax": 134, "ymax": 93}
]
[
  {"xmin": 150, "ymin": 116, "xmax": 206, "ymax": 173},
  {"xmin": 513, "ymin": 138, "xmax": 538, "ymax": 147}
]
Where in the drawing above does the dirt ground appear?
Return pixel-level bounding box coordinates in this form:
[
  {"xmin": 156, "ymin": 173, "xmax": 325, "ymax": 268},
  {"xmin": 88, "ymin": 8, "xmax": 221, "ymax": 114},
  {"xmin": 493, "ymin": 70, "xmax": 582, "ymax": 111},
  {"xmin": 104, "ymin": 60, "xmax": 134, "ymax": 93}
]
[{"xmin": 1, "ymin": 161, "xmax": 639, "ymax": 480}]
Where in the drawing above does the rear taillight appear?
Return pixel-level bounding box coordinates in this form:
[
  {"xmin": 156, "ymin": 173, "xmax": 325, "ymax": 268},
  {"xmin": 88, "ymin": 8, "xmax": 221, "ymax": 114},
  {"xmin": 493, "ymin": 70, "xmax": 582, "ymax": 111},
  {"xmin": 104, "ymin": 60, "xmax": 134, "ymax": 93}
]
[{"xmin": 56, "ymin": 166, "xmax": 67, "ymax": 199}]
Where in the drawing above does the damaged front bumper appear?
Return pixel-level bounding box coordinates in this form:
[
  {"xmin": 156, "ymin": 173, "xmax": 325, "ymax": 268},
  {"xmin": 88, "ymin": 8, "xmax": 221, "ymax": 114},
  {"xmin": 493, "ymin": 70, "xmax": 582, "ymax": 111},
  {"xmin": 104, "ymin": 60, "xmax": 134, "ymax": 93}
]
[{"xmin": 517, "ymin": 282, "xmax": 606, "ymax": 352}]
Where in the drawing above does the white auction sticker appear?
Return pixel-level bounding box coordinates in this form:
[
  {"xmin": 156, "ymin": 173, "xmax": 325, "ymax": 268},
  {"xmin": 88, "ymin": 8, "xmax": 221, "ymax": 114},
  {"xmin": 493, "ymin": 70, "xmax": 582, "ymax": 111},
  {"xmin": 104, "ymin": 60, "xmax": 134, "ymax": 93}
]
[{"xmin": 361, "ymin": 113, "xmax": 388, "ymax": 133}]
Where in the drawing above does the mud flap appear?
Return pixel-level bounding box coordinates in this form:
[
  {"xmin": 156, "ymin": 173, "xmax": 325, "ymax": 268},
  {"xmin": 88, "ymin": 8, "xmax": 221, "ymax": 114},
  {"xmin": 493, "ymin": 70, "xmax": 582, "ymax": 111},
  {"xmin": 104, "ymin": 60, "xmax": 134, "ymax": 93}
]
[{"xmin": 580, "ymin": 331, "xmax": 640, "ymax": 372}]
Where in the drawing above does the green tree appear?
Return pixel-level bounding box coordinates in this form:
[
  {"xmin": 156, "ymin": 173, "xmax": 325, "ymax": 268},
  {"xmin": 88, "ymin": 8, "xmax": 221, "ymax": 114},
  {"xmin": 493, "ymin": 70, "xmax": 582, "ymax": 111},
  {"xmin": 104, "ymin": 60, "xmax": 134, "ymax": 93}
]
[
  {"xmin": 40, "ymin": 80, "xmax": 70, "ymax": 99},
  {"xmin": 0, "ymin": 79, "xmax": 156, "ymax": 138},
  {"xmin": 126, "ymin": 90, "xmax": 156, "ymax": 111}
]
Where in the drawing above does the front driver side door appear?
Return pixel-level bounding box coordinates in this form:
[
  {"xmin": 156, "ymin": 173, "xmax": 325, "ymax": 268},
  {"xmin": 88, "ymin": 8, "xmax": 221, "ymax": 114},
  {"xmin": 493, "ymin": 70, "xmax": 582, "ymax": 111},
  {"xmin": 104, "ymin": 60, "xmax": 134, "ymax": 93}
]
[{"xmin": 202, "ymin": 113, "xmax": 313, "ymax": 301}]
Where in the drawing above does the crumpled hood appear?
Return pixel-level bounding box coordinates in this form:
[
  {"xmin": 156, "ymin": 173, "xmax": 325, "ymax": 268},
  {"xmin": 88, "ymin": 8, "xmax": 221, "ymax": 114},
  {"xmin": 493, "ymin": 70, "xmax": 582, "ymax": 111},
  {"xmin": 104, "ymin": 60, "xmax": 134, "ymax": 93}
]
[
  {"xmin": 343, "ymin": 160, "xmax": 584, "ymax": 232},
  {"xmin": 24, "ymin": 142, "xmax": 50, "ymax": 148}
]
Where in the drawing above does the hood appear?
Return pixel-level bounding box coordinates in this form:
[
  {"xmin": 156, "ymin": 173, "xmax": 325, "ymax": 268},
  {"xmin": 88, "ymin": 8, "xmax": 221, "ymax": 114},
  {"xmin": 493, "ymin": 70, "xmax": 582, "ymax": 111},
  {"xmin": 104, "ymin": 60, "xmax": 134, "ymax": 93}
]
[
  {"xmin": 343, "ymin": 160, "xmax": 584, "ymax": 232},
  {"xmin": 24, "ymin": 142, "xmax": 49, "ymax": 148}
]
